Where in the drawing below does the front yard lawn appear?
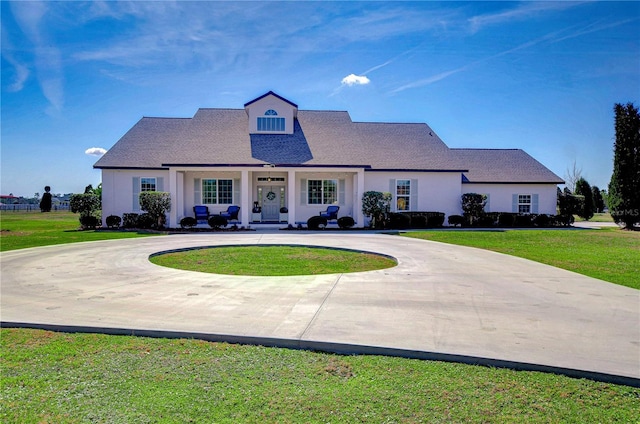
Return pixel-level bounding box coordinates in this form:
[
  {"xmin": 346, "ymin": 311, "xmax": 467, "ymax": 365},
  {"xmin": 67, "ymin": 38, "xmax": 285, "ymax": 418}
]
[{"xmin": 403, "ymin": 228, "xmax": 639, "ymax": 289}]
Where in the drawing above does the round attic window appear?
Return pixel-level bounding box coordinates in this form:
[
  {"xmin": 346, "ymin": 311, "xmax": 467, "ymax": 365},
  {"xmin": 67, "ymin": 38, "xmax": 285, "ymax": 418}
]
[{"xmin": 264, "ymin": 109, "xmax": 278, "ymax": 116}]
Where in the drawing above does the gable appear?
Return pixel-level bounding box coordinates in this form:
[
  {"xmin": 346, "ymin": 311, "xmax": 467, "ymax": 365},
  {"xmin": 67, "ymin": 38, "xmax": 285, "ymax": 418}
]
[{"xmin": 244, "ymin": 91, "xmax": 298, "ymax": 135}]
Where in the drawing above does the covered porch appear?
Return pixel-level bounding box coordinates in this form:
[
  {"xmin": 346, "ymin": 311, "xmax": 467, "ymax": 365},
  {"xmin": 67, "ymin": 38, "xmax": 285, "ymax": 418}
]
[{"xmin": 167, "ymin": 165, "xmax": 365, "ymax": 228}]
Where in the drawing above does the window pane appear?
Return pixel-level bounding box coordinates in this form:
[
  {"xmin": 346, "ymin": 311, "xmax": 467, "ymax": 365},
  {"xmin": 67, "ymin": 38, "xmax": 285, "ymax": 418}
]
[
  {"xmin": 141, "ymin": 178, "xmax": 156, "ymax": 192},
  {"xmin": 396, "ymin": 180, "xmax": 410, "ymax": 196},
  {"xmin": 202, "ymin": 179, "xmax": 217, "ymax": 204},
  {"xmin": 397, "ymin": 196, "xmax": 409, "ymax": 211},
  {"xmin": 308, "ymin": 180, "xmax": 322, "ymax": 204},
  {"xmin": 323, "ymin": 180, "xmax": 337, "ymax": 204},
  {"xmin": 218, "ymin": 179, "xmax": 233, "ymax": 204},
  {"xmin": 518, "ymin": 194, "xmax": 531, "ymax": 214},
  {"xmin": 257, "ymin": 117, "xmax": 284, "ymax": 132}
]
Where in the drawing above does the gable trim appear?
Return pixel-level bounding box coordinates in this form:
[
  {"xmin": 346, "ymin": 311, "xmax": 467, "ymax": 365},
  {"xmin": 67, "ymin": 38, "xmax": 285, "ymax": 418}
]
[{"xmin": 244, "ymin": 91, "xmax": 298, "ymax": 108}]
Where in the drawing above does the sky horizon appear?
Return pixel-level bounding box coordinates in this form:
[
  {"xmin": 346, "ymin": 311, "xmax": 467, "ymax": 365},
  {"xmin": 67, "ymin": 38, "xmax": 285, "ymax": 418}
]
[{"xmin": 2, "ymin": 1, "xmax": 639, "ymax": 198}]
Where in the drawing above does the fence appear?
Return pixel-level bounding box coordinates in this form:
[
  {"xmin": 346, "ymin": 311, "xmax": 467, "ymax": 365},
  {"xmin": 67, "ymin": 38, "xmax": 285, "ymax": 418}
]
[{"xmin": 0, "ymin": 204, "xmax": 70, "ymax": 212}]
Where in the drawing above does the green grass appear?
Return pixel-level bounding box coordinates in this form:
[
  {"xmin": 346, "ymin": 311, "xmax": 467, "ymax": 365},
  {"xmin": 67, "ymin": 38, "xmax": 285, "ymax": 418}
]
[
  {"xmin": 150, "ymin": 245, "xmax": 397, "ymax": 275},
  {"xmin": 403, "ymin": 228, "xmax": 640, "ymax": 289},
  {"xmin": 0, "ymin": 211, "xmax": 157, "ymax": 251},
  {"xmin": 577, "ymin": 212, "xmax": 614, "ymax": 222},
  {"xmin": 2, "ymin": 329, "xmax": 638, "ymax": 423}
]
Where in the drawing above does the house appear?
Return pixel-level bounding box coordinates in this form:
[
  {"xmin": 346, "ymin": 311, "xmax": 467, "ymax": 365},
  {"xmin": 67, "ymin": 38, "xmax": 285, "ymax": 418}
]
[{"xmin": 94, "ymin": 91, "xmax": 563, "ymax": 227}]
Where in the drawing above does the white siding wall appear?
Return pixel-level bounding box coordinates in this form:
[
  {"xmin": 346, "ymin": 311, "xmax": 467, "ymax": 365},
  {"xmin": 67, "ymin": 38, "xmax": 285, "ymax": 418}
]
[
  {"xmin": 100, "ymin": 169, "xmax": 170, "ymax": 226},
  {"xmin": 245, "ymin": 95, "xmax": 295, "ymax": 134},
  {"xmin": 364, "ymin": 172, "xmax": 462, "ymax": 220},
  {"xmin": 295, "ymin": 171, "xmax": 355, "ymax": 223},
  {"xmin": 462, "ymin": 183, "xmax": 558, "ymax": 215},
  {"xmin": 184, "ymin": 171, "xmax": 242, "ymax": 217}
]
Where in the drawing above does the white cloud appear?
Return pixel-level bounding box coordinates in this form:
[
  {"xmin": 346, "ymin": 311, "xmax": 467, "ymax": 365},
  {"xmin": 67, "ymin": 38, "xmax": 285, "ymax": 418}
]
[
  {"xmin": 85, "ymin": 147, "xmax": 107, "ymax": 157},
  {"xmin": 341, "ymin": 74, "xmax": 370, "ymax": 86},
  {"xmin": 9, "ymin": 1, "xmax": 64, "ymax": 113}
]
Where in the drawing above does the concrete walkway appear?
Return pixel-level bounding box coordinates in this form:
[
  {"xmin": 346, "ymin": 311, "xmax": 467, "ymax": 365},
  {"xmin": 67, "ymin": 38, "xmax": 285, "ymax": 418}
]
[{"xmin": 1, "ymin": 232, "xmax": 638, "ymax": 386}]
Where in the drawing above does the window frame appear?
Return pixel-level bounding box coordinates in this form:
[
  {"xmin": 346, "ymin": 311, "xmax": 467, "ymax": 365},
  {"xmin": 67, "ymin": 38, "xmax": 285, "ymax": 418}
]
[
  {"xmin": 395, "ymin": 179, "xmax": 411, "ymax": 211},
  {"xmin": 518, "ymin": 194, "xmax": 532, "ymax": 214},
  {"xmin": 307, "ymin": 179, "xmax": 338, "ymax": 205},
  {"xmin": 140, "ymin": 177, "xmax": 157, "ymax": 192},
  {"xmin": 257, "ymin": 109, "xmax": 285, "ymax": 132},
  {"xmin": 201, "ymin": 178, "xmax": 233, "ymax": 205}
]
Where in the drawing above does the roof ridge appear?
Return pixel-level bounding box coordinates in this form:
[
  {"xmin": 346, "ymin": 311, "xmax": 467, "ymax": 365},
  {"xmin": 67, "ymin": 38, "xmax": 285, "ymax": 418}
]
[
  {"xmin": 452, "ymin": 148, "xmax": 522, "ymax": 151},
  {"xmin": 141, "ymin": 116, "xmax": 192, "ymax": 120}
]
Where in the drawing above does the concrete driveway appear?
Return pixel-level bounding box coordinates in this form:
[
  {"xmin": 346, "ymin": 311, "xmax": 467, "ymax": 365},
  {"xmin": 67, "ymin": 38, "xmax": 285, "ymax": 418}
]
[{"xmin": 1, "ymin": 232, "xmax": 638, "ymax": 386}]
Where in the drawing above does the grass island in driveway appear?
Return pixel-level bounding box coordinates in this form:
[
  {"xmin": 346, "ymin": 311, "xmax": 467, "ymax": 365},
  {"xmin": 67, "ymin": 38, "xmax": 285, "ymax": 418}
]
[{"xmin": 149, "ymin": 245, "xmax": 397, "ymax": 276}]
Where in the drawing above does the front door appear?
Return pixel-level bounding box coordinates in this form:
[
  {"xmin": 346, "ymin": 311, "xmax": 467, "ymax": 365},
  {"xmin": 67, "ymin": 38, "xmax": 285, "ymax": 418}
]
[{"xmin": 261, "ymin": 186, "xmax": 281, "ymax": 221}]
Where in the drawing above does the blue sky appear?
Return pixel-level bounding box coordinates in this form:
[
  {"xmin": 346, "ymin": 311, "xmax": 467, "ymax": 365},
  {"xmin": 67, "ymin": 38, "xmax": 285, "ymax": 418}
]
[{"xmin": 2, "ymin": 1, "xmax": 639, "ymax": 197}]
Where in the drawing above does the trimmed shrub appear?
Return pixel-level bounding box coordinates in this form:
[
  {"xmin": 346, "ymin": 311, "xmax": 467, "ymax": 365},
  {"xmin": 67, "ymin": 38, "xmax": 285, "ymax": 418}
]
[
  {"xmin": 387, "ymin": 213, "xmax": 410, "ymax": 230},
  {"xmin": 461, "ymin": 193, "xmax": 487, "ymax": 225},
  {"xmin": 307, "ymin": 215, "xmax": 328, "ymax": 230},
  {"xmin": 337, "ymin": 216, "xmax": 355, "ymax": 229},
  {"xmin": 556, "ymin": 214, "xmax": 575, "ymax": 227},
  {"xmin": 514, "ymin": 214, "xmax": 533, "ymax": 227},
  {"xmin": 137, "ymin": 213, "xmax": 155, "ymax": 229},
  {"xmin": 139, "ymin": 191, "xmax": 171, "ymax": 229},
  {"xmin": 448, "ymin": 215, "xmax": 464, "ymax": 227},
  {"xmin": 122, "ymin": 213, "xmax": 139, "ymax": 229},
  {"xmin": 180, "ymin": 216, "xmax": 197, "ymax": 229},
  {"xmin": 362, "ymin": 191, "xmax": 392, "ymax": 228},
  {"xmin": 533, "ymin": 214, "xmax": 550, "ymax": 227},
  {"xmin": 106, "ymin": 215, "xmax": 121, "ymax": 229},
  {"xmin": 79, "ymin": 215, "xmax": 99, "ymax": 230},
  {"xmin": 498, "ymin": 213, "xmax": 515, "ymax": 227},
  {"xmin": 426, "ymin": 213, "xmax": 445, "ymax": 228},
  {"xmin": 410, "ymin": 215, "xmax": 427, "ymax": 229},
  {"xmin": 477, "ymin": 215, "xmax": 496, "ymax": 227},
  {"xmin": 208, "ymin": 215, "xmax": 228, "ymax": 229},
  {"xmin": 70, "ymin": 193, "xmax": 101, "ymax": 227}
]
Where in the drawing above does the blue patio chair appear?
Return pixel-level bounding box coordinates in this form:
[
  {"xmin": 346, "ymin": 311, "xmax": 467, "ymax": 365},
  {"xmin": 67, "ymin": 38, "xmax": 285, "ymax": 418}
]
[
  {"xmin": 193, "ymin": 205, "xmax": 210, "ymax": 223},
  {"xmin": 319, "ymin": 205, "xmax": 339, "ymax": 221},
  {"xmin": 220, "ymin": 205, "xmax": 240, "ymax": 221}
]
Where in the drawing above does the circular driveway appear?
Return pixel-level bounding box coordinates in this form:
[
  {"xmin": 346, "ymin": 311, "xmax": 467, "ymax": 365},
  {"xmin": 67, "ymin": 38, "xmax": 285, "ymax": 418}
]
[{"xmin": 1, "ymin": 232, "xmax": 638, "ymax": 384}]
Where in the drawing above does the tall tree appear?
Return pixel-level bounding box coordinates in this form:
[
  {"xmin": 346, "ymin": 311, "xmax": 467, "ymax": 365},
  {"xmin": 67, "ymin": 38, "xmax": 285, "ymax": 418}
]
[
  {"xmin": 608, "ymin": 103, "xmax": 640, "ymax": 229},
  {"xmin": 574, "ymin": 178, "xmax": 594, "ymax": 220}
]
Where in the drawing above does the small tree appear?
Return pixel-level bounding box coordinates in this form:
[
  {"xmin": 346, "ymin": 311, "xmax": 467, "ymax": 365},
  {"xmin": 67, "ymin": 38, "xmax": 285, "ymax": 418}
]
[
  {"xmin": 591, "ymin": 186, "xmax": 605, "ymax": 214},
  {"xmin": 70, "ymin": 193, "xmax": 101, "ymax": 228},
  {"xmin": 362, "ymin": 191, "xmax": 391, "ymax": 228},
  {"xmin": 608, "ymin": 102, "xmax": 640, "ymax": 229},
  {"xmin": 461, "ymin": 193, "xmax": 486, "ymax": 226},
  {"xmin": 139, "ymin": 191, "xmax": 171, "ymax": 229},
  {"xmin": 574, "ymin": 177, "xmax": 594, "ymax": 220},
  {"xmin": 557, "ymin": 187, "xmax": 583, "ymax": 226}
]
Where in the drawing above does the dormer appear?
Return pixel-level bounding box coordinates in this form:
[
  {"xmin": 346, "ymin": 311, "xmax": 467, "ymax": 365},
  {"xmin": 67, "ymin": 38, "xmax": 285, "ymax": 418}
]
[{"xmin": 244, "ymin": 91, "xmax": 298, "ymax": 134}]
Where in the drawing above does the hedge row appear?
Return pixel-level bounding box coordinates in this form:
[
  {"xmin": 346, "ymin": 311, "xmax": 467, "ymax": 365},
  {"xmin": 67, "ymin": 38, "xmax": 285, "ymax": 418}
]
[{"xmin": 447, "ymin": 213, "xmax": 574, "ymax": 228}]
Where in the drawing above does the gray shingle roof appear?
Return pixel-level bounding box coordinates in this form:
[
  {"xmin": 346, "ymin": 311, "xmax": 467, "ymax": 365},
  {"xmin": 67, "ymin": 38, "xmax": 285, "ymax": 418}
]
[
  {"xmin": 452, "ymin": 149, "xmax": 564, "ymax": 183},
  {"xmin": 94, "ymin": 108, "xmax": 465, "ymax": 171},
  {"xmin": 94, "ymin": 107, "xmax": 560, "ymax": 185}
]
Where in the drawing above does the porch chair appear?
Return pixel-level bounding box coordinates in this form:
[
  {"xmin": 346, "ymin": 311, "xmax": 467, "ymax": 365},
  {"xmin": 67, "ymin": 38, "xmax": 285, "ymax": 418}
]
[
  {"xmin": 220, "ymin": 205, "xmax": 240, "ymax": 221},
  {"xmin": 319, "ymin": 205, "xmax": 340, "ymax": 221},
  {"xmin": 193, "ymin": 205, "xmax": 210, "ymax": 223}
]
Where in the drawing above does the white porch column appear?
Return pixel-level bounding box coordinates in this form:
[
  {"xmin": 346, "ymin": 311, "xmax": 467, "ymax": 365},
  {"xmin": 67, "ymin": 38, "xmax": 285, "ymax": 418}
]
[
  {"xmin": 241, "ymin": 170, "xmax": 250, "ymax": 225},
  {"xmin": 169, "ymin": 168, "xmax": 178, "ymax": 227},
  {"xmin": 287, "ymin": 169, "xmax": 296, "ymax": 226},
  {"xmin": 355, "ymin": 169, "xmax": 365, "ymax": 227}
]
